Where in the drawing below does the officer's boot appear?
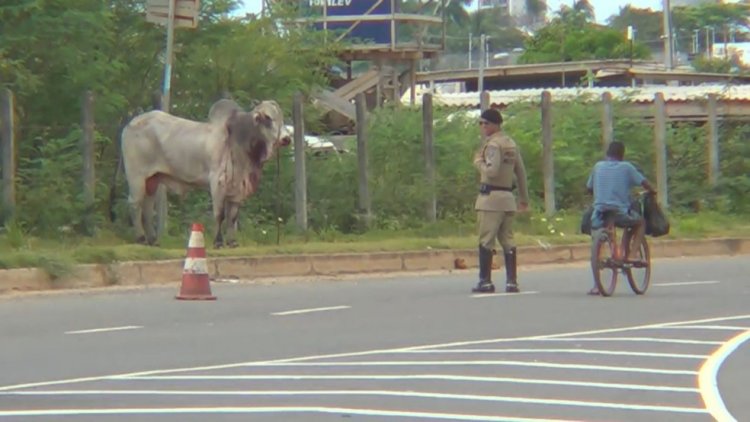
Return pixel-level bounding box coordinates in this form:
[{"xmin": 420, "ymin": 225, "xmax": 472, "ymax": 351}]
[
  {"xmin": 472, "ymin": 246, "xmax": 495, "ymax": 293},
  {"xmin": 505, "ymin": 247, "xmax": 519, "ymax": 293}
]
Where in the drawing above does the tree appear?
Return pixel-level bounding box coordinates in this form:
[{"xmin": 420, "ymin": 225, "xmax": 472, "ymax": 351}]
[
  {"xmin": 607, "ymin": 6, "xmax": 663, "ymax": 51},
  {"xmin": 0, "ymin": 0, "xmax": 343, "ymax": 234},
  {"xmin": 573, "ymin": 0, "xmax": 594, "ymax": 22},
  {"xmin": 672, "ymin": 2, "xmax": 750, "ymax": 56},
  {"xmin": 175, "ymin": 14, "xmax": 339, "ymax": 117},
  {"xmin": 398, "ymin": 0, "xmax": 473, "ymax": 48},
  {"xmin": 436, "ymin": 0, "xmax": 472, "ymax": 26},
  {"xmin": 691, "ymin": 56, "xmax": 733, "ymax": 74},
  {"xmin": 436, "ymin": 3, "xmax": 528, "ymax": 57},
  {"xmin": 518, "ymin": 5, "xmax": 651, "ymax": 64}
]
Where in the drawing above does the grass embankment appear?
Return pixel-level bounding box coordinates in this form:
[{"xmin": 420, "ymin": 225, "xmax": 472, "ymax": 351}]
[{"xmin": 1, "ymin": 211, "xmax": 748, "ymax": 279}]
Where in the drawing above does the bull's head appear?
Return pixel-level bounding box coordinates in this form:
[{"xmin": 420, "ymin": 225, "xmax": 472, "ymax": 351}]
[
  {"xmin": 225, "ymin": 100, "xmax": 292, "ymax": 165},
  {"xmin": 253, "ymin": 100, "xmax": 292, "ymax": 148}
]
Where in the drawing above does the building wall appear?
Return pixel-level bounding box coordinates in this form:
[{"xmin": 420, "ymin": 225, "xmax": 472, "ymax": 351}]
[
  {"xmin": 480, "ymin": 0, "xmax": 527, "ymax": 18},
  {"xmin": 508, "ymin": 0, "xmax": 527, "ymax": 19}
]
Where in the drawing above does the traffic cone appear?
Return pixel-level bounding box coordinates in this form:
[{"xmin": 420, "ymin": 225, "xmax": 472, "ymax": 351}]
[{"xmin": 176, "ymin": 223, "xmax": 216, "ymax": 300}]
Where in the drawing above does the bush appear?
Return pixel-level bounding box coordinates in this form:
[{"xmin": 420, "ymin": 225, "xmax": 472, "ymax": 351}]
[
  {"xmin": 7, "ymin": 97, "xmax": 750, "ymax": 240},
  {"xmin": 16, "ymin": 130, "xmax": 90, "ymax": 235}
]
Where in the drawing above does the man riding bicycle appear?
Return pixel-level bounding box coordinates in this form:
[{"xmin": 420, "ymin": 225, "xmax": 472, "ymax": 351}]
[{"xmin": 586, "ymin": 141, "xmax": 656, "ymax": 296}]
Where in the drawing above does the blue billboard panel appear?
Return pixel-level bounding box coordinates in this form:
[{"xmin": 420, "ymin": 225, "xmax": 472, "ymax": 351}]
[{"xmin": 308, "ymin": 0, "xmax": 392, "ymax": 45}]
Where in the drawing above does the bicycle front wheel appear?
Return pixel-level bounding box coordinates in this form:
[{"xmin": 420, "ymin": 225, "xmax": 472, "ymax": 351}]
[
  {"xmin": 625, "ymin": 235, "xmax": 651, "ymax": 295},
  {"xmin": 591, "ymin": 232, "xmax": 617, "ymax": 297}
]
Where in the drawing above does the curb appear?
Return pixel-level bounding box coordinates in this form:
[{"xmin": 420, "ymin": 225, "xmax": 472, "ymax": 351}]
[{"xmin": 1, "ymin": 238, "xmax": 748, "ymax": 294}]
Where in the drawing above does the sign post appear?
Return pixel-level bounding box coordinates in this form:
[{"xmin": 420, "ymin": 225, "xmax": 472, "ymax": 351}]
[
  {"xmin": 163, "ymin": 0, "xmax": 175, "ymax": 113},
  {"xmin": 146, "ymin": 0, "xmax": 200, "ymax": 113},
  {"xmin": 145, "ymin": 0, "xmax": 199, "ymax": 237}
]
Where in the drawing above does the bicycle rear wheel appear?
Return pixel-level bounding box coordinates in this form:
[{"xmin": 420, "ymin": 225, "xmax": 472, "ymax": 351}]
[
  {"xmin": 625, "ymin": 235, "xmax": 651, "ymax": 295},
  {"xmin": 591, "ymin": 231, "xmax": 617, "ymax": 297}
]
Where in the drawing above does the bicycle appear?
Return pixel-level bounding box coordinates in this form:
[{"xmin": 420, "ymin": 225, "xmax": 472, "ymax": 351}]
[{"xmin": 590, "ymin": 192, "xmax": 652, "ymax": 297}]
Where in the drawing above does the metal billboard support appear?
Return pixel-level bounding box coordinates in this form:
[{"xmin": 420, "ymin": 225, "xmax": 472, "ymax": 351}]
[
  {"xmin": 145, "ymin": 0, "xmax": 199, "ymax": 238},
  {"xmin": 162, "ymin": 0, "xmax": 176, "ymax": 113}
]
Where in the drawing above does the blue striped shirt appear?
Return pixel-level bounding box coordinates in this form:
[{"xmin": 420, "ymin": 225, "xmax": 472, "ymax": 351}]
[{"xmin": 586, "ymin": 160, "xmax": 645, "ymax": 212}]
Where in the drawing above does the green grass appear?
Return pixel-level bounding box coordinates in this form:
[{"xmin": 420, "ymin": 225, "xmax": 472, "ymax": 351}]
[{"xmin": 0, "ymin": 211, "xmax": 748, "ymax": 277}]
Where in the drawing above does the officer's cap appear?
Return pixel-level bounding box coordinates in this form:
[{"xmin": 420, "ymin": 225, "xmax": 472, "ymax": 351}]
[{"xmin": 480, "ymin": 108, "xmax": 503, "ymax": 126}]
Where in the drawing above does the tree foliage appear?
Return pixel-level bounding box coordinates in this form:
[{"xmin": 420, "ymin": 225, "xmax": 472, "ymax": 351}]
[
  {"xmin": 2, "ymin": 1, "xmax": 749, "ymax": 243},
  {"xmin": 607, "ymin": 2, "xmax": 750, "ymax": 61},
  {"xmin": 519, "ymin": 6, "xmax": 651, "ymax": 64},
  {"xmin": 607, "ymin": 6, "xmax": 663, "ymax": 51},
  {"xmin": 0, "ymin": 0, "xmax": 342, "ymax": 235},
  {"xmin": 399, "ymin": 0, "xmax": 528, "ymax": 58}
]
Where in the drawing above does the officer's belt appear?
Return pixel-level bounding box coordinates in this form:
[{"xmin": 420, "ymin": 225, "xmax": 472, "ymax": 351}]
[{"xmin": 479, "ymin": 184, "xmax": 514, "ymax": 193}]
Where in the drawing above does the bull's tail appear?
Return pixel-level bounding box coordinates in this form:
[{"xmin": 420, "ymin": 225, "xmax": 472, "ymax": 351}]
[
  {"xmin": 108, "ymin": 112, "xmax": 136, "ymax": 223},
  {"xmin": 107, "ymin": 150, "xmax": 124, "ymax": 222}
]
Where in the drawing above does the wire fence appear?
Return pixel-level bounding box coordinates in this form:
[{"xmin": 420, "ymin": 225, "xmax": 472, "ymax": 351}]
[{"xmin": 1, "ymin": 87, "xmax": 749, "ymax": 243}]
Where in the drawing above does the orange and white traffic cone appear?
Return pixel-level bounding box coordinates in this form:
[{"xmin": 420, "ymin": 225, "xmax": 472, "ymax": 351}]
[{"xmin": 176, "ymin": 223, "xmax": 216, "ymax": 300}]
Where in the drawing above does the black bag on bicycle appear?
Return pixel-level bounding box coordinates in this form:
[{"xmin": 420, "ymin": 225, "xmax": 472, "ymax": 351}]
[
  {"xmin": 643, "ymin": 193, "xmax": 670, "ymax": 237},
  {"xmin": 580, "ymin": 206, "xmax": 593, "ymax": 235}
]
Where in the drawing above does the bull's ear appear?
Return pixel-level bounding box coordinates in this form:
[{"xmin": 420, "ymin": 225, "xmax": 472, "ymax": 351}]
[{"xmin": 253, "ymin": 111, "xmax": 272, "ymax": 127}]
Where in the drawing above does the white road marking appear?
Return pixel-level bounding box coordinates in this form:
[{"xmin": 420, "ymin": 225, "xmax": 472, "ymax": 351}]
[
  {"xmin": 698, "ymin": 329, "xmax": 750, "ymax": 422},
  {"xmin": 64, "ymin": 326, "xmax": 143, "ymax": 335},
  {"xmin": 534, "ymin": 337, "xmax": 724, "ymax": 345},
  {"xmin": 401, "ymin": 348, "xmax": 707, "ymax": 359},
  {"xmin": 0, "ymin": 406, "xmax": 575, "ymax": 421},
  {"xmin": 271, "ymin": 306, "xmax": 350, "ymax": 316},
  {"xmin": 245, "ymin": 360, "xmax": 697, "ymax": 375},
  {"xmin": 654, "ymin": 281, "xmax": 720, "ymax": 287},
  {"xmin": 3, "ymin": 314, "xmax": 749, "ymax": 392},
  {"xmin": 471, "ymin": 291, "xmax": 539, "ymax": 298},
  {"xmin": 403, "ymin": 315, "xmax": 750, "ymax": 352},
  {"xmin": 652, "ymin": 325, "xmax": 750, "ymax": 331},
  {"xmin": 1, "ymin": 390, "xmax": 709, "ymax": 414},
  {"xmin": 123, "ymin": 374, "xmax": 700, "ymax": 393}
]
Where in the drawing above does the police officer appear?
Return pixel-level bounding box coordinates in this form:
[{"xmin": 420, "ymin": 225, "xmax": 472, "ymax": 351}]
[{"xmin": 472, "ymin": 108, "xmax": 529, "ymax": 294}]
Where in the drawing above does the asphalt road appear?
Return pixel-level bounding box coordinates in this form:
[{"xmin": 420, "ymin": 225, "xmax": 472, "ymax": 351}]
[{"xmin": 1, "ymin": 255, "xmax": 749, "ymax": 421}]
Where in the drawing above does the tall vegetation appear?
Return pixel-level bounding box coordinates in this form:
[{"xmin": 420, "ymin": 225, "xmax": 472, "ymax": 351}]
[
  {"xmin": 1, "ymin": 1, "xmax": 748, "ymax": 244},
  {"xmin": 237, "ymin": 98, "xmax": 750, "ymax": 240},
  {"xmin": 0, "ymin": 0, "xmax": 340, "ymax": 235},
  {"xmin": 519, "ymin": 5, "xmax": 651, "ymax": 64}
]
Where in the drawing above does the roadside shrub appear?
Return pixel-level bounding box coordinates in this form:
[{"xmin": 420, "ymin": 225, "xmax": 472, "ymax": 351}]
[{"xmin": 7, "ymin": 99, "xmax": 749, "ymax": 239}]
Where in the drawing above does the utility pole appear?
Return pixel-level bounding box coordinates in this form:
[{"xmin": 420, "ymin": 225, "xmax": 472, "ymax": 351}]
[
  {"xmin": 693, "ymin": 29, "xmax": 699, "ymax": 55},
  {"xmin": 468, "ymin": 32, "xmax": 472, "ymax": 69},
  {"xmin": 162, "ymin": 0, "xmax": 176, "ymax": 113},
  {"xmin": 485, "ymin": 36, "xmax": 489, "ymax": 68},
  {"xmin": 476, "ymin": 0, "xmax": 481, "ymax": 34},
  {"xmin": 145, "ymin": 0, "xmax": 199, "ymax": 239},
  {"xmin": 662, "ymin": 0, "xmax": 674, "ymax": 70},
  {"xmin": 478, "ymin": 33, "xmax": 485, "ymax": 95},
  {"xmin": 155, "ymin": 0, "xmax": 177, "ymax": 238},
  {"xmin": 704, "ymin": 26, "xmax": 716, "ymax": 59},
  {"xmin": 627, "ymin": 25, "xmax": 634, "ymax": 68}
]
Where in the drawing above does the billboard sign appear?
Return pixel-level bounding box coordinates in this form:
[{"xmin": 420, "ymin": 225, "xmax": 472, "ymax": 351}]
[
  {"xmin": 146, "ymin": 0, "xmax": 200, "ymax": 29},
  {"xmin": 308, "ymin": 0, "xmax": 392, "ymax": 45}
]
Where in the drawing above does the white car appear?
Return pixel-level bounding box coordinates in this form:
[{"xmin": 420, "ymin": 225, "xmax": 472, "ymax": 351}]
[
  {"xmin": 441, "ymin": 109, "xmax": 481, "ymax": 124},
  {"xmin": 285, "ymin": 125, "xmax": 343, "ymax": 156}
]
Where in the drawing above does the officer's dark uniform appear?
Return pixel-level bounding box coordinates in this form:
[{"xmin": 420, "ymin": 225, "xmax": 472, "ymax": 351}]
[{"xmin": 472, "ymin": 109, "xmax": 529, "ymax": 294}]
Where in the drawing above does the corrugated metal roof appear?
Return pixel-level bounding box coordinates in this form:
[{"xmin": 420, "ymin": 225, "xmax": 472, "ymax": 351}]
[{"xmin": 403, "ymin": 84, "xmax": 750, "ymax": 108}]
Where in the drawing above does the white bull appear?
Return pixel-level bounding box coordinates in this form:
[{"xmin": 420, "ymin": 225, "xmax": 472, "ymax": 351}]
[{"xmin": 121, "ymin": 100, "xmax": 292, "ymax": 248}]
